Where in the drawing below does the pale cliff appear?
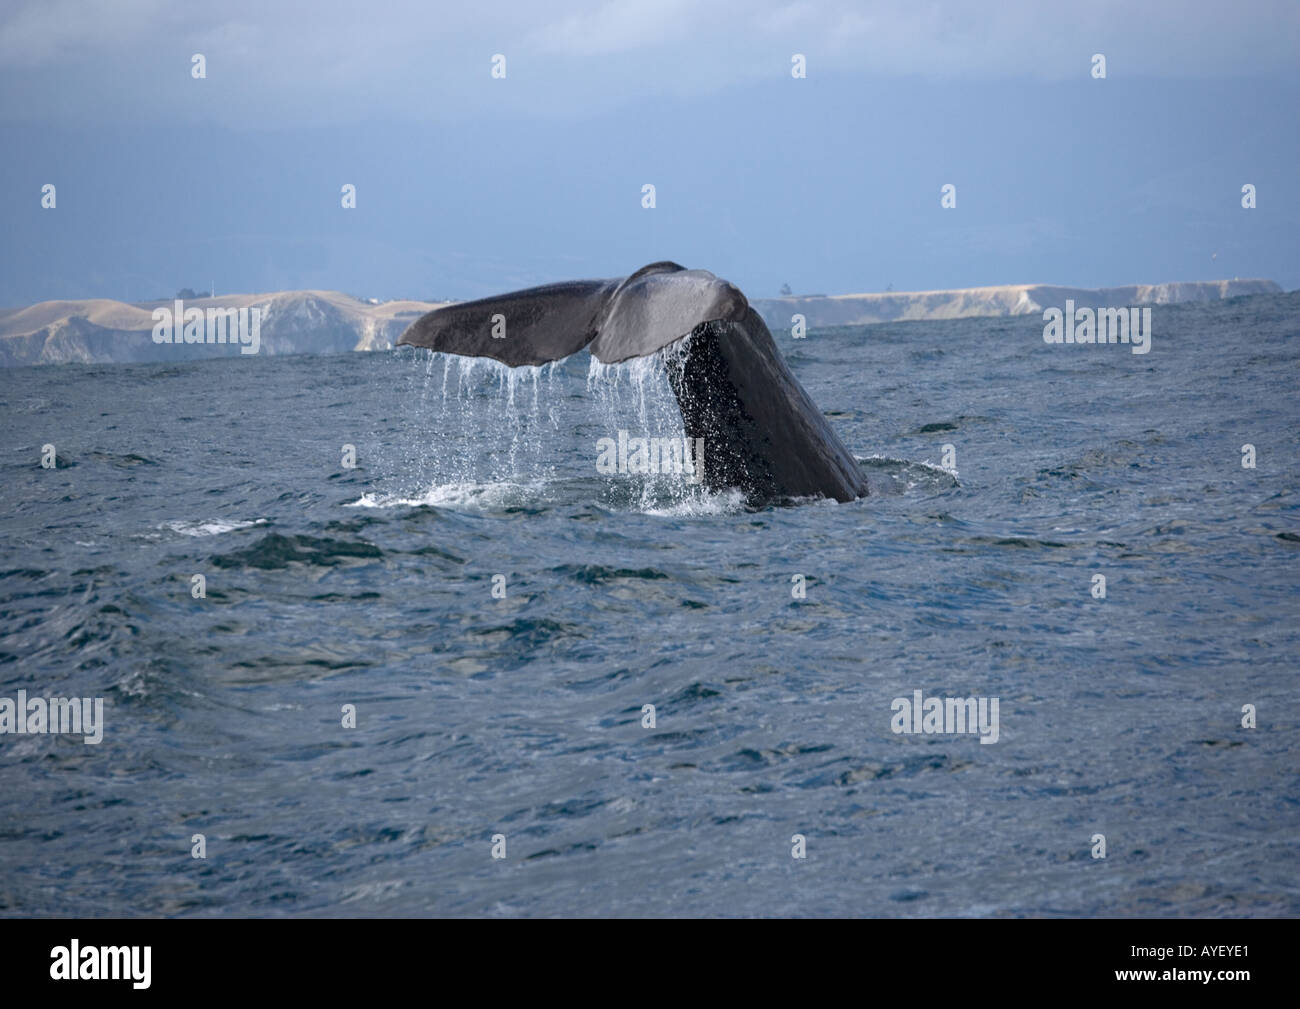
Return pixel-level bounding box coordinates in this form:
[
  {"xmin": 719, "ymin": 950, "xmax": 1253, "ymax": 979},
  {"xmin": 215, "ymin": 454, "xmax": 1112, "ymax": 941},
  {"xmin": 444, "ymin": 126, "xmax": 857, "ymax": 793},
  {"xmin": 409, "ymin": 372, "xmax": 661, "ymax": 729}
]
[
  {"xmin": 0, "ymin": 291, "xmax": 446, "ymax": 366},
  {"xmin": 752, "ymin": 279, "xmax": 1283, "ymax": 331}
]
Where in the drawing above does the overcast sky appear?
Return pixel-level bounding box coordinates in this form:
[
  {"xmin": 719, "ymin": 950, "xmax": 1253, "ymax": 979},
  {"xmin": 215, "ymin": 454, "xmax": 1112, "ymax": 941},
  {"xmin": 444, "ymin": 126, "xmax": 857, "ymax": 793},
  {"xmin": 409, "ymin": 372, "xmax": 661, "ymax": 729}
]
[{"xmin": 1, "ymin": 0, "xmax": 1297, "ymax": 303}]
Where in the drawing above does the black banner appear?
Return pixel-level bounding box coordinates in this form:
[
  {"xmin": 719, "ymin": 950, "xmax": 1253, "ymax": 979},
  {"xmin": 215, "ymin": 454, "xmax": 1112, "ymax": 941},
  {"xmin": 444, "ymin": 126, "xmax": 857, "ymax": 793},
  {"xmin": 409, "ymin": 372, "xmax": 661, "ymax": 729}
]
[{"xmin": 0, "ymin": 918, "xmax": 1273, "ymax": 995}]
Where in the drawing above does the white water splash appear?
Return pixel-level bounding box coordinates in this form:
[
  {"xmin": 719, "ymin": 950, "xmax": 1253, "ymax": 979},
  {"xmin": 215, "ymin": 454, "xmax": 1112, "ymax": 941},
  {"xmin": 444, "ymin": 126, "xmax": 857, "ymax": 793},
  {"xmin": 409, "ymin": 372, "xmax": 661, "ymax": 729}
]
[
  {"xmin": 348, "ymin": 480, "xmax": 552, "ymax": 511},
  {"xmin": 160, "ymin": 518, "xmax": 268, "ymax": 537},
  {"xmin": 384, "ymin": 343, "xmax": 715, "ymax": 514}
]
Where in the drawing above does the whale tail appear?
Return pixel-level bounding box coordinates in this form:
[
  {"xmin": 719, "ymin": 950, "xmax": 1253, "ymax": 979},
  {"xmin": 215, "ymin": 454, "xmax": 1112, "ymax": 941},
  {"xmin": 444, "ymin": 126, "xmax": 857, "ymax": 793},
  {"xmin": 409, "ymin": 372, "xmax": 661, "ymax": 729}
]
[{"xmin": 398, "ymin": 262, "xmax": 867, "ymax": 502}]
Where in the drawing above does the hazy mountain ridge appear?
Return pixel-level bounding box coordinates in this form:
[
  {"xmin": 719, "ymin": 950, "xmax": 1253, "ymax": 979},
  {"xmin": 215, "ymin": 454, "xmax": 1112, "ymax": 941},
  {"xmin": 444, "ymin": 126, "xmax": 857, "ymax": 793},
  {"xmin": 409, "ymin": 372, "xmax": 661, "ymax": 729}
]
[
  {"xmin": 0, "ymin": 291, "xmax": 446, "ymax": 366},
  {"xmin": 0, "ymin": 279, "xmax": 1281, "ymax": 366}
]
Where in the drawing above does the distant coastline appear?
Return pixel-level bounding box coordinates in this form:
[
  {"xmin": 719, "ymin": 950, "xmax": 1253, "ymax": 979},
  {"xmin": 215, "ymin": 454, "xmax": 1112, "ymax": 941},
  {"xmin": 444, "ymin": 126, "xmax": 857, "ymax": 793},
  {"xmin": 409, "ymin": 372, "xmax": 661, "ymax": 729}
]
[
  {"xmin": 754, "ymin": 279, "xmax": 1283, "ymax": 331},
  {"xmin": 0, "ymin": 279, "xmax": 1282, "ymax": 367}
]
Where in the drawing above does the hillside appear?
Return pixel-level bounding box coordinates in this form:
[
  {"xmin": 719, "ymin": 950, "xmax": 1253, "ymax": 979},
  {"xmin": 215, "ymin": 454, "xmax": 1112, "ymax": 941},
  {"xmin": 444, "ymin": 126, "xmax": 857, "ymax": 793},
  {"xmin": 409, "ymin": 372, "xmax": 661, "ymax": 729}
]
[
  {"xmin": 751, "ymin": 279, "xmax": 1283, "ymax": 331},
  {"xmin": 0, "ymin": 291, "xmax": 446, "ymax": 366}
]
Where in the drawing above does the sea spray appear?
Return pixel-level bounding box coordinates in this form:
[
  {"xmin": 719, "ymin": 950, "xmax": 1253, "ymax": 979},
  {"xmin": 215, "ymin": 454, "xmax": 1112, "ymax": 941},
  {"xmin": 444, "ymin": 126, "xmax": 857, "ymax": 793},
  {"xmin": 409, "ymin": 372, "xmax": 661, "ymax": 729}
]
[{"xmin": 384, "ymin": 342, "xmax": 711, "ymax": 511}]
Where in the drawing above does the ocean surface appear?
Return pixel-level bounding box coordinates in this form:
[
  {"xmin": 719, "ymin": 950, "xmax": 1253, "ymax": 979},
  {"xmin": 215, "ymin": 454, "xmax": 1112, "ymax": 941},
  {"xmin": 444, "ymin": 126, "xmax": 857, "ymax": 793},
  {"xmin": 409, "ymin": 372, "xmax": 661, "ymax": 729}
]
[{"xmin": 2, "ymin": 293, "xmax": 1297, "ymax": 917}]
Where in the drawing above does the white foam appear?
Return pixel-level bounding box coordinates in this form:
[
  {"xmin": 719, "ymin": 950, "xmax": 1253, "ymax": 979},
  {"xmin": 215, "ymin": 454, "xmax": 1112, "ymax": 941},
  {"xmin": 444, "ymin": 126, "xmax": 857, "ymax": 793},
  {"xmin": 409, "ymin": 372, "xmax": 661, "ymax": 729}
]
[
  {"xmin": 161, "ymin": 518, "xmax": 267, "ymax": 537},
  {"xmin": 348, "ymin": 480, "xmax": 548, "ymax": 511},
  {"xmin": 642, "ymin": 487, "xmax": 748, "ymax": 517}
]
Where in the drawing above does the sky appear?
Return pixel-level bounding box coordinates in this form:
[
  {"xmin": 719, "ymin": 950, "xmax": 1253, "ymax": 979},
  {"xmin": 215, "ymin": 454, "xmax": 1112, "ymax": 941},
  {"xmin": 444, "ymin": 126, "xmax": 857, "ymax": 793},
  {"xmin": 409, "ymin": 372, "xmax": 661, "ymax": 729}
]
[{"xmin": 1, "ymin": 0, "xmax": 1297, "ymax": 305}]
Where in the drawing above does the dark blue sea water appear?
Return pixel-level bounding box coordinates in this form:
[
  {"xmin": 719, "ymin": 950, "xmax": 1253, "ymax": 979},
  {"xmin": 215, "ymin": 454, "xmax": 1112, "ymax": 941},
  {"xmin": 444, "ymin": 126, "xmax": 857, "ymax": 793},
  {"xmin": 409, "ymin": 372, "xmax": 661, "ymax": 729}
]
[{"xmin": 2, "ymin": 293, "xmax": 1298, "ymax": 917}]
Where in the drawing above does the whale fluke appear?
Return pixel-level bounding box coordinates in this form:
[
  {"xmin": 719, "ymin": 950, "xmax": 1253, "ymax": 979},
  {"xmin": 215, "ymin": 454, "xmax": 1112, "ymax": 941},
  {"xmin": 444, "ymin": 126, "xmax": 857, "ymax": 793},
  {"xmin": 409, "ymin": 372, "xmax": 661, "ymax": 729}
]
[{"xmin": 398, "ymin": 262, "xmax": 868, "ymax": 503}]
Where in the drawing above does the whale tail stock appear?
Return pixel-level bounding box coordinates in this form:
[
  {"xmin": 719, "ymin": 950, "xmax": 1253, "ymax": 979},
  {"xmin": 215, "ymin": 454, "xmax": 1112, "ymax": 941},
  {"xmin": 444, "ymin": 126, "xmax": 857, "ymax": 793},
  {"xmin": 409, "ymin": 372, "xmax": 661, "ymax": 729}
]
[{"xmin": 397, "ymin": 262, "xmax": 868, "ymax": 503}]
